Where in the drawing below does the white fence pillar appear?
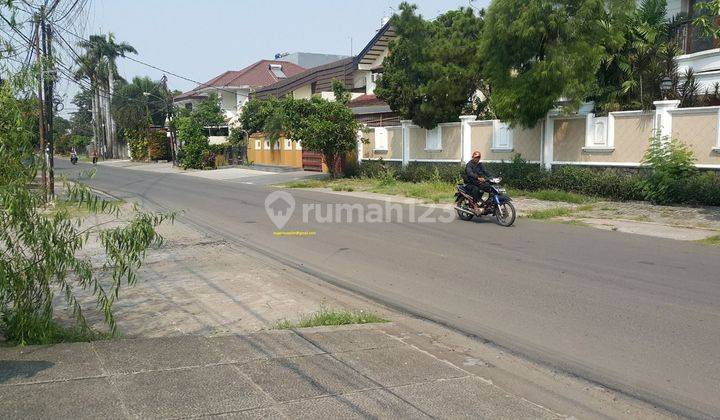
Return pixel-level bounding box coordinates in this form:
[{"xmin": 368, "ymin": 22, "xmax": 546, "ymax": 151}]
[
  {"xmin": 542, "ymin": 113, "xmax": 555, "ymax": 170},
  {"xmin": 356, "ymin": 128, "xmax": 364, "ymax": 164},
  {"xmin": 459, "ymin": 115, "xmax": 475, "ymax": 163},
  {"xmin": 653, "ymin": 100, "xmax": 680, "ymax": 138},
  {"xmin": 401, "ymin": 120, "xmax": 412, "ymax": 167}
]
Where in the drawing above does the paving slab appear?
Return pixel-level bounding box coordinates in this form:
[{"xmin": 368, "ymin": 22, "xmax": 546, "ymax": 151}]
[
  {"xmin": 296, "ymin": 327, "xmax": 403, "ymax": 353},
  {"xmin": 240, "ymin": 354, "xmax": 376, "ymax": 402},
  {"xmin": 208, "ymin": 330, "xmax": 324, "ymax": 363},
  {"xmin": 0, "ymin": 342, "xmax": 103, "ymax": 385},
  {"xmin": 392, "ymin": 376, "xmax": 560, "ymax": 420},
  {"xmin": 92, "ymin": 335, "xmax": 223, "ymax": 374},
  {"xmin": 333, "ymin": 345, "xmax": 467, "ymax": 387},
  {"xmin": 278, "ymin": 388, "xmax": 431, "ymax": 419},
  {"xmin": 0, "ymin": 377, "xmax": 125, "ymax": 419},
  {"xmin": 113, "ymin": 364, "xmax": 271, "ymax": 418}
]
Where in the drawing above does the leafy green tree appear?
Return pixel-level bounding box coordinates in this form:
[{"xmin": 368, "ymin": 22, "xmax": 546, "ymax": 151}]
[
  {"xmin": 594, "ymin": 0, "xmax": 689, "ymax": 111},
  {"xmin": 239, "ymin": 96, "xmax": 279, "ymax": 135},
  {"xmin": 375, "ymin": 3, "xmax": 484, "ymax": 129},
  {"xmin": 294, "ymin": 97, "xmax": 362, "ymax": 178},
  {"xmin": 480, "ymin": 0, "xmax": 614, "ymax": 127},
  {"xmin": 112, "ymin": 76, "xmax": 168, "ymax": 133},
  {"xmin": 0, "ymin": 80, "xmax": 170, "ymax": 345},
  {"xmin": 174, "ymin": 95, "xmax": 224, "ymax": 169}
]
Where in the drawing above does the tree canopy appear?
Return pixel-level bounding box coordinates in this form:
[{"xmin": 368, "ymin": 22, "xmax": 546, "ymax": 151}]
[
  {"xmin": 112, "ymin": 77, "xmax": 168, "ymax": 133},
  {"xmin": 479, "ymin": 0, "xmax": 616, "ymax": 127},
  {"xmin": 375, "ymin": 3, "xmax": 484, "ymax": 129}
]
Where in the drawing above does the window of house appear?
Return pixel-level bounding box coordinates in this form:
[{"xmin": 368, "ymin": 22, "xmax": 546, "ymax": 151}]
[
  {"xmin": 207, "ymin": 126, "xmax": 229, "ymax": 136},
  {"xmin": 255, "ymin": 140, "xmax": 261, "ymax": 150},
  {"xmin": 284, "ymin": 139, "xmax": 292, "ymax": 150},
  {"xmin": 425, "ymin": 127, "xmax": 442, "ymax": 151},
  {"xmin": 374, "ymin": 127, "xmax": 388, "ymax": 151},
  {"xmin": 296, "ymin": 140, "xmax": 302, "ymax": 150},
  {"xmin": 269, "ymin": 64, "xmax": 286, "ymax": 78},
  {"xmin": 492, "ymin": 121, "xmax": 513, "ymax": 150},
  {"xmin": 264, "ymin": 140, "xmax": 270, "ymax": 150}
]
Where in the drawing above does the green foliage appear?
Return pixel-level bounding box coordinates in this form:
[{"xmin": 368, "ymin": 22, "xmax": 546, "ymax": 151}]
[
  {"xmin": 594, "ymin": 0, "xmax": 688, "ymax": 112},
  {"xmin": 0, "ymin": 84, "xmax": 172, "ymax": 345},
  {"xmin": 274, "ymin": 308, "xmax": 388, "ymax": 329},
  {"xmin": 331, "ymin": 79, "xmax": 351, "ymax": 104},
  {"xmin": 294, "ymin": 97, "xmax": 362, "ymax": 177},
  {"xmin": 239, "ymin": 97, "xmax": 278, "ymax": 136},
  {"xmin": 692, "ymin": 0, "xmax": 720, "ymax": 40},
  {"xmin": 147, "ymin": 131, "xmax": 170, "ymax": 161},
  {"xmin": 112, "ymin": 76, "xmax": 168, "ymax": 133},
  {"xmin": 128, "ymin": 132, "xmax": 149, "ymax": 161},
  {"xmin": 175, "ymin": 95, "xmax": 225, "ymax": 169},
  {"xmin": 480, "ymin": 0, "xmax": 613, "ymax": 127},
  {"xmin": 525, "ymin": 207, "xmax": 575, "ymax": 219},
  {"xmin": 640, "ymin": 134, "xmax": 697, "ymax": 203},
  {"xmin": 56, "ymin": 134, "xmax": 91, "ymax": 155},
  {"xmin": 375, "ymin": 3, "xmax": 484, "ymax": 129},
  {"xmin": 241, "ymin": 95, "xmax": 361, "ymax": 177},
  {"xmin": 176, "ymin": 116, "xmax": 210, "ymax": 169},
  {"xmin": 193, "ymin": 93, "xmax": 225, "ymax": 127}
]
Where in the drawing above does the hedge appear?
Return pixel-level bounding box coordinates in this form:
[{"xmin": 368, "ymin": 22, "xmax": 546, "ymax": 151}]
[{"xmin": 356, "ymin": 157, "xmax": 720, "ymax": 207}]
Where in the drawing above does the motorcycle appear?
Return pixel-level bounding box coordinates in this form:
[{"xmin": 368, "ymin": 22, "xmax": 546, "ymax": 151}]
[
  {"xmin": 454, "ymin": 177, "xmax": 516, "ymax": 226},
  {"xmin": 70, "ymin": 154, "xmax": 78, "ymax": 165}
]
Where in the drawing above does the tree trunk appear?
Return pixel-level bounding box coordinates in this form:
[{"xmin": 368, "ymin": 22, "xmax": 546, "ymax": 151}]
[
  {"xmin": 99, "ymin": 85, "xmax": 111, "ymax": 158},
  {"xmin": 90, "ymin": 83, "xmax": 99, "ymax": 155},
  {"xmin": 323, "ymin": 152, "xmax": 341, "ymax": 178},
  {"xmin": 108, "ymin": 61, "xmax": 117, "ymax": 158}
]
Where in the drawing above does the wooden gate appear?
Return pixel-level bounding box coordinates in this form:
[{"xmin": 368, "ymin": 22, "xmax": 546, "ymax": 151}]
[{"xmin": 302, "ymin": 150, "xmax": 324, "ymax": 172}]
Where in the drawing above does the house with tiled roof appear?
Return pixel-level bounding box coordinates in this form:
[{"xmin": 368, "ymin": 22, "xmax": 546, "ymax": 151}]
[
  {"xmin": 173, "ymin": 60, "xmax": 306, "ymax": 120},
  {"xmin": 248, "ymin": 21, "xmax": 398, "ymax": 171}
]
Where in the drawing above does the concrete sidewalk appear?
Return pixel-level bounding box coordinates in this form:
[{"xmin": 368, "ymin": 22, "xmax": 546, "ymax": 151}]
[{"xmin": 0, "ymin": 326, "xmax": 559, "ymax": 419}]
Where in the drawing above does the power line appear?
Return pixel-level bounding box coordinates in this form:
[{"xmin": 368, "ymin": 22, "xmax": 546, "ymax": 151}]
[{"xmin": 53, "ymin": 24, "xmax": 239, "ymax": 97}]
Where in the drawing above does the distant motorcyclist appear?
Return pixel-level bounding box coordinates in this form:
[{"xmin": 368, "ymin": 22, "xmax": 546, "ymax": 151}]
[
  {"xmin": 463, "ymin": 151, "xmax": 492, "ymax": 203},
  {"xmin": 70, "ymin": 147, "xmax": 78, "ymax": 165}
]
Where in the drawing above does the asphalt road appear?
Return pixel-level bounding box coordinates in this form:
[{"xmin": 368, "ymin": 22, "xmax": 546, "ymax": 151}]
[{"xmin": 57, "ymin": 161, "xmax": 720, "ymax": 418}]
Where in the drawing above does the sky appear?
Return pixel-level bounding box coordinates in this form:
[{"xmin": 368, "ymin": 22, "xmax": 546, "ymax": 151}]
[{"xmin": 55, "ymin": 0, "xmax": 489, "ymax": 110}]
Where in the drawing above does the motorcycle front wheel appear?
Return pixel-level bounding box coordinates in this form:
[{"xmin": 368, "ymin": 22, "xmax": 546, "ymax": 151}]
[{"xmin": 495, "ymin": 202, "xmax": 516, "ymax": 227}]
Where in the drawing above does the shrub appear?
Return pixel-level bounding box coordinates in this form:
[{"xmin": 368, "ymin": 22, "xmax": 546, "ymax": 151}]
[
  {"xmin": 177, "ymin": 116, "xmax": 211, "ymax": 169},
  {"xmin": 147, "ymin": 131, "xmax": 170, "ymax": 161},
  {"xmin": 640, "ymin": 135, "xmax": 697, "ymax": 204},
  {"xmin": 128, "ymin": 133, "xmax": 149, "ymax": 161}
]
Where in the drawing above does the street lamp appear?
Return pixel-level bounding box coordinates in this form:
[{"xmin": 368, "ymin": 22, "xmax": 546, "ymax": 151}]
[{"xmin": 660, "ymin": 76, "xmax": 673, "ymax": 100}]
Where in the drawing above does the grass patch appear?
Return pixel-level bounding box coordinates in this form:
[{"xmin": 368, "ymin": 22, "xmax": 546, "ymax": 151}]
[
  {"xmin": 283, "ymin": 178, "xmax": 456, "ymax": 204},
  {"xmin": 525, "ymin": 207, "xmax": 575, "ymax": 219},
  {"xmin": 696, "ymin": 235, "xmax": 720, "ymax": 246},
  {"xmin": 274, "ymin": 308, "xmax": 389, "ymax": 330},
  {"xmin": 576, "ymin": 204, "xmax": 595, "ymax": 212},
  {"xmin": 1, "ymin": 319, "xmax": 114, "ymax": 346}
]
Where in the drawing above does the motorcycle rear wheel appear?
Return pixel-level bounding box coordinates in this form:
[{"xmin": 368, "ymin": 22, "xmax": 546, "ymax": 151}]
[
  {"xmin": 495, "ymin": 202, "xmax": 516, "ymax": 227},
  {"xmin": 456, "ymin": 199, "xmax": 474, "ymax": 221}
]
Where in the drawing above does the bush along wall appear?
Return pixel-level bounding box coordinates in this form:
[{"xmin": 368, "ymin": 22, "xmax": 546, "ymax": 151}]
[
  {"xmin": 147, "ymin": 131, "xmax": 171, "ymax": 161},
  {"xmin": 357, "ymin": 146, "xmax": 720, "ymax": 207}
]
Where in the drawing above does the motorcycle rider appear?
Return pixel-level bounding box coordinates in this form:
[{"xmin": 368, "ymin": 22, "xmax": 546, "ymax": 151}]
[
  {"xmin": 464, "ymin": 151, "xmax": 492, "ymax": 204},
  {"xmin": 70, "ymin": 147, "xmax": 78, "ymax": 164}
]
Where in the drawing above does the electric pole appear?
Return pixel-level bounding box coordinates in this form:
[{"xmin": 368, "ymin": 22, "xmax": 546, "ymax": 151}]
[
  {"xmin": 161, "ymin": 74, "xmax": 177, "ymax": 166},
  {"xmin": 41, "ymin": 13, "xmax": 55, "ymax": 199},
  {"xmin": 35, "ymin": 17, "xmax": 47, "ymax": 202}
]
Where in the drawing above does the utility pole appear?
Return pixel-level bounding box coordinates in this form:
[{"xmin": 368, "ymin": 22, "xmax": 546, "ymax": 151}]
[
  {"xmin": 161, "ymin": 74, "xmax": 177, "ymax": 166},
  {"xmin": 35, "ymin": 17, "xmax": 47, "ymax": 202},
  {"xmin": 41, "ymin": 14, "xmax": 55, "ymax": 199}
]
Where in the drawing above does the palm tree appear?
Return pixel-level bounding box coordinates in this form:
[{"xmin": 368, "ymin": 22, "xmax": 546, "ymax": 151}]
[
  {"xmin": 74, "ymin": 47, "xmax": 104, "ymax": 157},
  {"xmin": 595, "ymin": 0, "xmax": 689, "ymax": 111},
  {"xmin": 76, "ymin": 34, "xmax": 136, "ymax": 158},
  {"xmin": 100, "ymin": 34, "xmax": 136, "ymax": 158}
]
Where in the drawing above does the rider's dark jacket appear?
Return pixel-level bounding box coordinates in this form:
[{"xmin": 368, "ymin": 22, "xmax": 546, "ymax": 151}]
[{"xmin": 464, "ymin": 160, "xmax": 491, "ymax": 185}]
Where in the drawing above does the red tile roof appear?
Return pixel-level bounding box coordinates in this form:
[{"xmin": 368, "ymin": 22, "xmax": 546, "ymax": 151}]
[
  {"xmin": 348, "ymin": 94, "xmax": 388, "ymax": 108},
  {"xmin": 175, "ymin": 60, "xmax": 306, "ymax": 101}
]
